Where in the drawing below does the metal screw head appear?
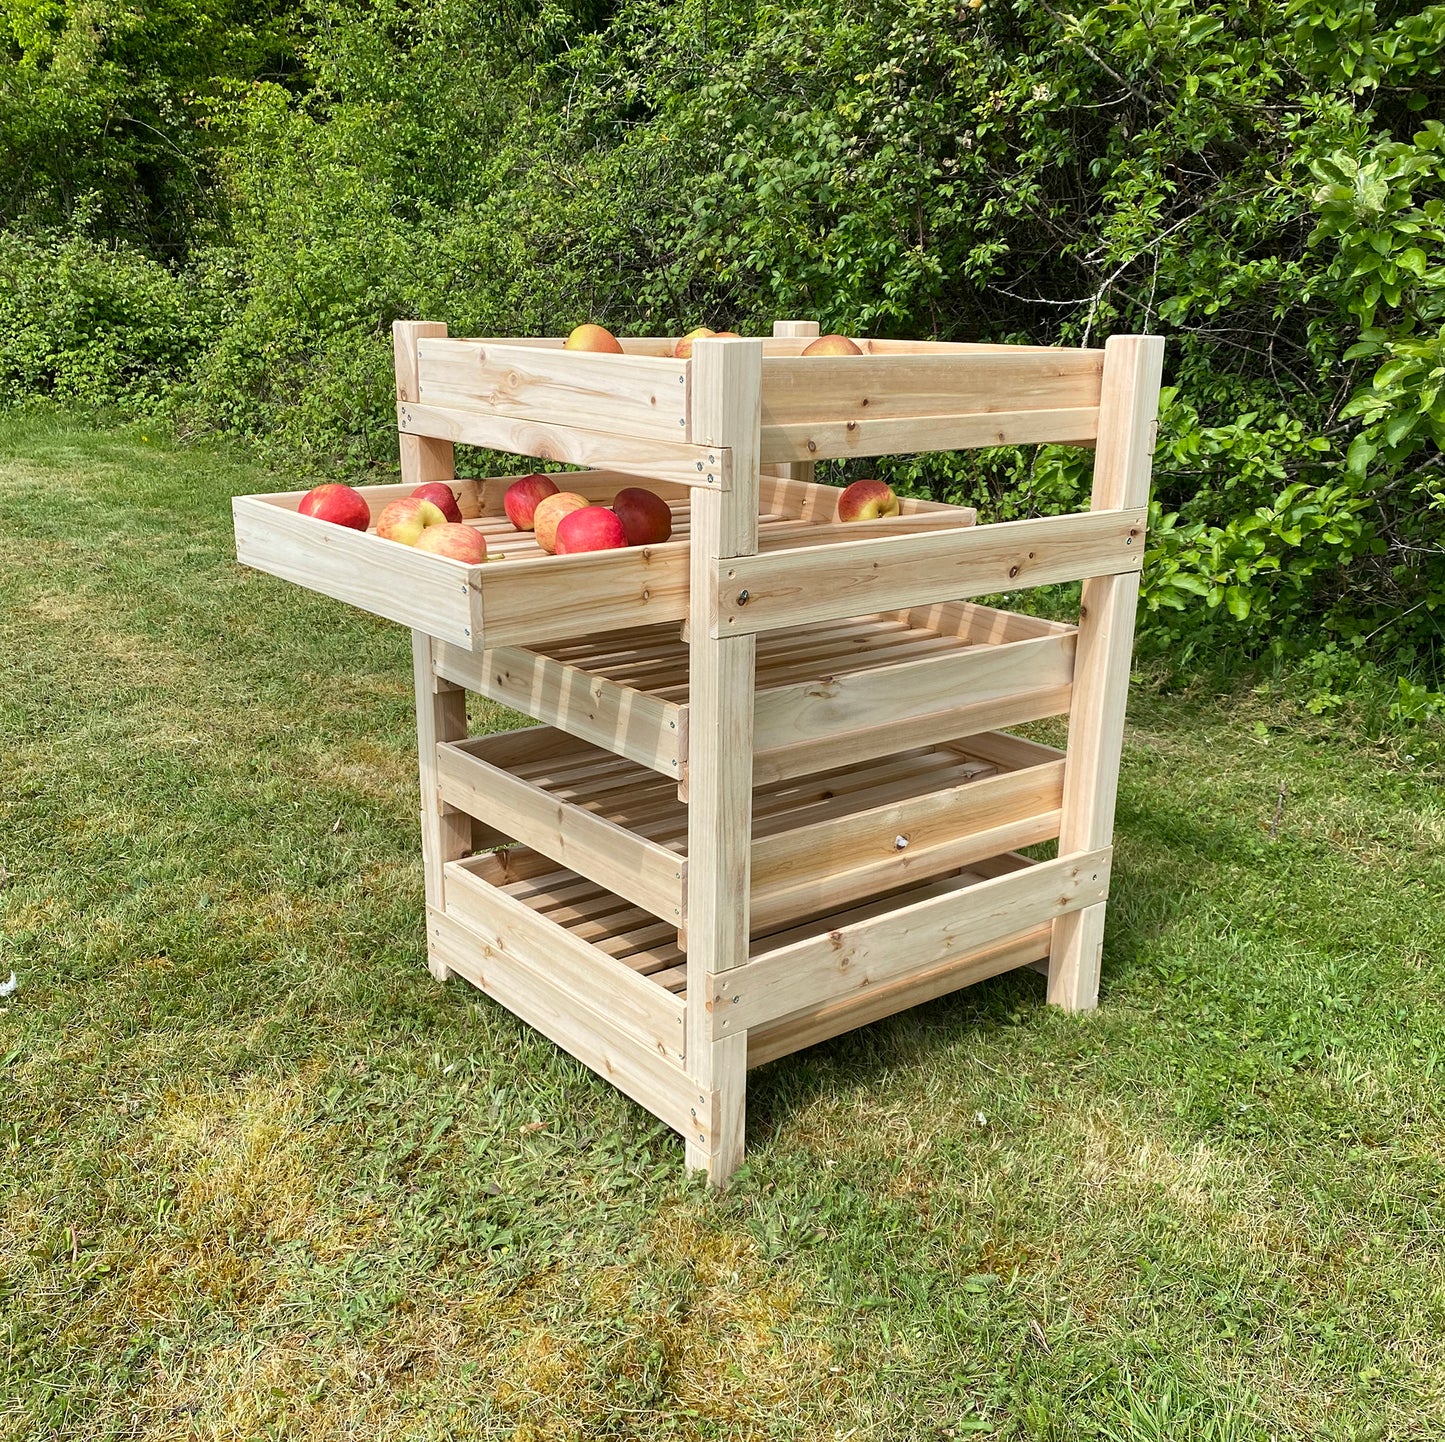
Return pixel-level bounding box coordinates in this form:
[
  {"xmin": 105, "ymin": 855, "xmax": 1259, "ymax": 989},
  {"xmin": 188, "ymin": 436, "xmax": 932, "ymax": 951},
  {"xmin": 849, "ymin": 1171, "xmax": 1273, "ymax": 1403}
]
[
  {"xmin": 894, "ymin": 834, "xmax": 909, "ymax": 850},
  {"xmin": 736, "ymin": 589, "xmax": 750, "ymax": 606}
]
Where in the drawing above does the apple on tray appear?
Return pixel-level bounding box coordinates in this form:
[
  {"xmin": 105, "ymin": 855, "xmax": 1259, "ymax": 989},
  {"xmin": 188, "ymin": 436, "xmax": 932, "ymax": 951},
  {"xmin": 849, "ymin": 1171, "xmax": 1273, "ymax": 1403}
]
[
  {"xmin": 414, "ymin": 523, "xmax": 487, "ymax": 563},
  {"xmin": 555, "ymin": 506, "xmax": 628, "ymax": 555},
  {"xmin": 563, "ymin": 323, "xmax": 624, "ymax": 353},
  {"xmin": 802, "ymin": 334, "xmax": 863, "ymax": 356},
  {"xmin": 376, "ymin": 496, "xmax": 448, "ymax": 545},
  {"xmin": 837, "ymin": 479, "xmax": 900, "ymax": 521},
  {"xmin": 409, "ymin": 481, "xmax": 463, "ymax": 525},
  {"xmin": 612, "ymin": 487, "xmax": 673, "ymax": 545},
  {"xmin": 533, "ymin": 492, "xmax": 592, "ymax": 554},
  {"xmin": 504, "ymin": 474, "xmax": 561, "ymax": 530},
  {"xmin": 298, "ymin": 483, "xmax": 371, "ymax": 531}
]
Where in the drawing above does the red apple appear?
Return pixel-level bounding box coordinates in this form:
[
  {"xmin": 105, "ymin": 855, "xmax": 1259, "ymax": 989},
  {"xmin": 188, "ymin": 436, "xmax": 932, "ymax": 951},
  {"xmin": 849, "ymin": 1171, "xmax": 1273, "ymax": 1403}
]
[
  {"xmin": 414, "ymin": 523, "xmax": 487, "ymax": 563},
  {"xmin": 713, "ymin": 330, "xmax": 741, "ymax": 339},
  {"xmin": 802, "ymin": 333, "xmax": 863, "ymax": 356},
  {"xmin": 504, "ymin": 474, "xmax": 561, "ymax": 530},
  {"xmin": 837, "ymin": 479, "xmax": 900, "ymax": 521},
  {"xmin": 673, "ymin": 326, "xmax": 716, "ymax": 359},
  {"xmin": 563, "ymin": 323, "xmax": 623, "ymax": 353},
  {"xmin": 298, "ymin": 483, "xmax": 370, "ymax": 531},
  {"xmin": 611, "ymin": 487, "xmax": 673, "ymax": 545},
  {"xmin": 555, "ymin": 506, "xmax": 628, "ymax": 554},
  {"xmin": 376, "ymin": 496, "xmax": 448, "ymax": 545},
  {"xmin": 409, "ymin": 482, "xmax": 463, "ymax": 524},
  {"xmin": 533, "ymin": 492, "xmax": 591, "ymax": 554}
]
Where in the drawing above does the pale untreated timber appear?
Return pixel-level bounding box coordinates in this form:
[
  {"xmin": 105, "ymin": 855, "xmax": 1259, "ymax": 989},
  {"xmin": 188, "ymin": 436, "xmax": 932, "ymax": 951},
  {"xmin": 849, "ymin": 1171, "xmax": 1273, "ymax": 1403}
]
[
  {"xmin": 715, "ymin": 508, "xmax": 1145, "ymax": 636},
  {"xmin": 427, "ymin": 906, "xmax": 696, "ymax": 1136},
  {"xmin": 1049, "ymin": 334, "xmax": 1165, "ymax": 1012},
  {"xmin": 417, "ymin": 338, "xmax": 690, "ymax": 441},
  {"xmin": 233, "ymin": 495, "xmax": 483, "ymax": 647},
  {"xmin": 747, "ymin": 923, "xmax": 1053, "ymax": 1067},
  {"xmin": 399, "ymin": 401, "xmax": 731, "ymax": 490},
  {"xmin": 432, "ymin": 640, "xmax": 685, "ymax": 777},
  {"xmin": 436, "ymin": 738, "xmax": 684, "ymax": 922},
  {"xmin": 713, "ymin": 848, "xmax": 1111, "ymax": 1033},
  {"xmin": 759, "ymin": 407, "xmax": 1100, "ymax": 462},
  {"xmin": 395, "ymin": 320, "xmax": 455, "ymax": 487}
]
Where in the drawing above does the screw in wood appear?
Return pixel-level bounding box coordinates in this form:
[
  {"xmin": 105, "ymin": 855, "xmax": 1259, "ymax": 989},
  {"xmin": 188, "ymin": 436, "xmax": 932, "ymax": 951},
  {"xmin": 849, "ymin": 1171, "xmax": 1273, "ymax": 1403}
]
[{"xmin": 736, "ymin": 589, "xmax": 750, "ymax": 606}]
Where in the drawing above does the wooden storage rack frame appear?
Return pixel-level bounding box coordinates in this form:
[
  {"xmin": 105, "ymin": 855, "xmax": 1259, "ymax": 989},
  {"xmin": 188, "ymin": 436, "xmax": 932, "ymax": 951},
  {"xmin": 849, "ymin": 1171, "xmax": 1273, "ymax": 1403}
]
[{"xmin": 233, "ymin": 318, "xmax": 1164, "ymax": 1186}]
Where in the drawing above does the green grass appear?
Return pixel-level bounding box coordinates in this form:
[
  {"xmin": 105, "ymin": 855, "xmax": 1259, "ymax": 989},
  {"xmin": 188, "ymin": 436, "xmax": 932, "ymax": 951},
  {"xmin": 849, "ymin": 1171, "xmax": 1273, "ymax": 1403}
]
[{"xmin": 2, "ymin": 411, "xmax": 1444, "ymax": 1441}]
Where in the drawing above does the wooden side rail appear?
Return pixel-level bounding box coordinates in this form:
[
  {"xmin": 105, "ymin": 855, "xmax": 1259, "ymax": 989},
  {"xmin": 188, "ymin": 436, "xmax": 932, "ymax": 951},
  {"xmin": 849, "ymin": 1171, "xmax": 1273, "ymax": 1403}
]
[
  {"xmin": 712, "ymin": 507, "xmax": 1144, "ymax": 636},
  {"xmin": 709, "ymin": 848, "xmax": 1112, "ymax": 1034}
]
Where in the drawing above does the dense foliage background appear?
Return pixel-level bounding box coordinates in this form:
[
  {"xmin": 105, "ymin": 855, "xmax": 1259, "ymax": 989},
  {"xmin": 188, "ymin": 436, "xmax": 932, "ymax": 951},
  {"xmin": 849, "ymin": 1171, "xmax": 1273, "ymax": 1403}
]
[{"xmin": 2, "ymin": 0, "xmax": 1442, "ymax": 713}]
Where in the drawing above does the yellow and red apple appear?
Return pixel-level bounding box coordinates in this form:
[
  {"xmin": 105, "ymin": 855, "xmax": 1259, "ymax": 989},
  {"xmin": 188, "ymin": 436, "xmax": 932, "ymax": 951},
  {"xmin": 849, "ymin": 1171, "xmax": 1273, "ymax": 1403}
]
[
  {"xmin": 611, "ymin": 487, "xmax": 673, "ymax": 545},
  {"xmin": 376, "ymin": 496, "xmax": 448, "ymax": 545},
  {"xmin": 555, "ymin": 507, "xmax": 628, "ymax": 554},
  {"xmin": 533, "ymin": 492, "xmax": 591, "ymax": 553},
  {"xmin": 563, "ymin": 323, "xmax": 623, "ymax": 353},
  {"xmin": 298, "ymin": 483, "xmax": 371, "ymax": 531},
  {"xmin": 802, "ymin": 334, "xmax": 863, "ymax": 356},
  {"xmin": 673, "ymin": 326, "xmax": 716, "ymax": 359},
  {"xmin": 409, "ymin": 482, "xmax": 463, "ymax": 524},
  {"xmin": 414, "ymin": 523, "xmax": 487, "ymax": 563},
  {"xmin": 504, "ymin": 474, "xmax": 561, "ymax": 530},
  {"xmin": 837, "ymin": 479, "xmax": 900, "ymax": 521}
]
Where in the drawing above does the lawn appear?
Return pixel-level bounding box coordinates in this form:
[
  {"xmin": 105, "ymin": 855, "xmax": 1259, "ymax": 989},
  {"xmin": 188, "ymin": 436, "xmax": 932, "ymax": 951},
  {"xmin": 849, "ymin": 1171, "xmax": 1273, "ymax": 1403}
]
[{"xmin": 2, "ymin": 412, "xmax": 1443, "ymax": 1441}]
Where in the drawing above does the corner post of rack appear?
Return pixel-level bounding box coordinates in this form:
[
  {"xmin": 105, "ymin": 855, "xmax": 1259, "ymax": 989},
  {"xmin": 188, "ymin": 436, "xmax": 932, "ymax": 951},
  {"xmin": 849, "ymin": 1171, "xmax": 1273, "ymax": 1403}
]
[
  {"xmin": 393, "ymin": 319, "xmax": 455, "ymax": 488},
  {"xmin": 1047, "ymin": 333, "xmax": 1165, "ymax": 1011},
  {"xmin": 683, "ymin": 335, "xmax": 763, "ymax": 1185},
  {"xmin": 764, "ymin": 320, "xmax": 820, "ymax": 489}
]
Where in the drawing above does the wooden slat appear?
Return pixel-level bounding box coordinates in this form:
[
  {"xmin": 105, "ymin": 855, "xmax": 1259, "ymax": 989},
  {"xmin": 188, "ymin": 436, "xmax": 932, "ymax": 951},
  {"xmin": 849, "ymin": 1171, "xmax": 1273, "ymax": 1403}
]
[
  {"xmin": 398, "ymin": 401, "xmax": 730, "ymax": 490},
  {"xmin": 759, "ymin": 407, "xmax": 1100, "ymax": 462},
  {"xmin": 427, "ymin": 906, "xmax": 695, "ymax": 1137},
  {"xmin": 711, "ymin": 848, "xmax": 1112, "ymax": 1032},
  {"xmin": 749, "ymin": 760, "xmax": 1065, "ymax": 933},
  {"xmin": 395, "ymin": 320, "xmax": 455, "ymax": 487},
  {"xmin": 714, "ymin": 508, "xmax": 1144, "ymax": 636},
  {"xmin": 683, "ymin": 336, "xmax": 762, "ymax": 1185},
  {"xmin": 442, "ymin": 863, "xmax": 686, "ymax": 1058},
  {"xmin": 475, "ymin": 541, "xmax": 690, "ymax": 649},
  {"xmin": 436, "ymin": 736, "xmax": 685, "ymax": 923},
  {"xmin": 893, "ymin": 598, "xmax": 1074, "ymax": 644},
  {"xmin": 758, "ymin": 350, "xmax": 1104, "ymax": 427},
  {"xmin": 432, "ymin": 640, "xmax": 685, "ymax": 778},
  {"xmin": 418, "ymin": 338, "xmax": 688, "ymax": 441},
  {"xmin": 232, "ymin": 495, "xmax": 483, "ymax": 647},
  {"xmin": 748, "ymin": 923, "xmax": 1053, "ymax": 1068},
  {"xmin": 1049, "ymin": 334, "xmax": 1165, "ymax": 1011},
  {"xmin": 413, "ymin": 633, "xmax": 472, "ymax": 981},
  {"xmin": 752, "ymin": 630, "xmax": 1076, "ymax": 759},
  {"xmin": 753, "ymin": 685, "xmax": 1072, "ymax": 787}
]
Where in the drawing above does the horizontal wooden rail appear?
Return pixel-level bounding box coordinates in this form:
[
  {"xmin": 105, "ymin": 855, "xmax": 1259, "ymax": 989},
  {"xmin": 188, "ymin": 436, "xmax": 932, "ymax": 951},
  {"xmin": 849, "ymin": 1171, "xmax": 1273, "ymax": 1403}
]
[
  {"xmin": 475, "ymin": 542, "xmax": 690, "ymax": 649},
  {"xmin": 711, "ymin": 847, "xmax": 1112, "ymax": 1033},
  {"xmin": 713, "ymin": 508, "xmax": 1145, "ymax": 636},
  {"xmin": 432, "ymin": 641, "xmax": 685, "ymax": 778},
  {"xmin": 436, "ymin": 738, "xmax": 685, "ymax": 921},
  {"xmin": 751, "ymin": 630, "xmax": 1076, "ymax": 760},
  {"xmin": 418, "ymin": 339, "xmax": 689, "ymax": 441},
  {"xmin": 398, "ymin": 402, "xmax": 731, "ymax": 489},
  {"xmin": 748, "ymin": 758, "xmax": 1066, "ymax": 934},
  {"xmin": 233, "ymin": 495, "xmax": 483, "ymax": 647},
  {"xmin": 428, "ymin": 904, "xmax": 693, "ymax": 1118},
  {"xmin": 759, "ymin": 408, "xmax": 1099, "ymax": 462}
]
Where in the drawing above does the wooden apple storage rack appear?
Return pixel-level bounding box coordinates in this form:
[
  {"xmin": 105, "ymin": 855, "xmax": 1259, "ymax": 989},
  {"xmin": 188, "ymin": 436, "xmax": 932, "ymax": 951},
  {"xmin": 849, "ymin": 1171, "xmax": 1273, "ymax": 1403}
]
[{"xmin": 233, "ymin": 319, "xmax": 1164, "ymax": 1185}]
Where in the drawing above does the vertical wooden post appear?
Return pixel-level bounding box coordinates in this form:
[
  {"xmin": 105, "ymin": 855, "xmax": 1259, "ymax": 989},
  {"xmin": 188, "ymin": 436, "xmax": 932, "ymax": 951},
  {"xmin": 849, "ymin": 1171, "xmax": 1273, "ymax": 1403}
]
[
  {"xmin": 766, "ymin": 320, "xmax": 819, "ymax": 487},
  {"xmin": 393, "ymin": 320, "xmax": 455, "ymax": 487},
  {"xmin": 684, "ymin": 337, "xmax": 763, "ymax": 1185},
  {"xmin": 1047, "ymin": 334, "xmax": 1165, "ymax": 1011},
  {"xmin": 396, "ymin": 322, "xmax": 466, "ymax": 982},
  {"xmin": 412, "ymin": 632, "xmax": 471, "ymax": 981}
]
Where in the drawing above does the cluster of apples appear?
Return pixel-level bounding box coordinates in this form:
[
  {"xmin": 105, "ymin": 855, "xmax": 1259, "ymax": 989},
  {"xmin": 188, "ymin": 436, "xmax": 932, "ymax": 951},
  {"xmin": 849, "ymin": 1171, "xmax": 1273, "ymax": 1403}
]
[
  {"xmin": 504, "ymin": 474, "xmax": 672, "ymax": 554},
  {"xmin": 297, "ymin": 481, "xmax": 487, "ymax": 562},
  {"xmin": 562, "ymin": 322, "xmax": 865, "ymax": 358}
]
